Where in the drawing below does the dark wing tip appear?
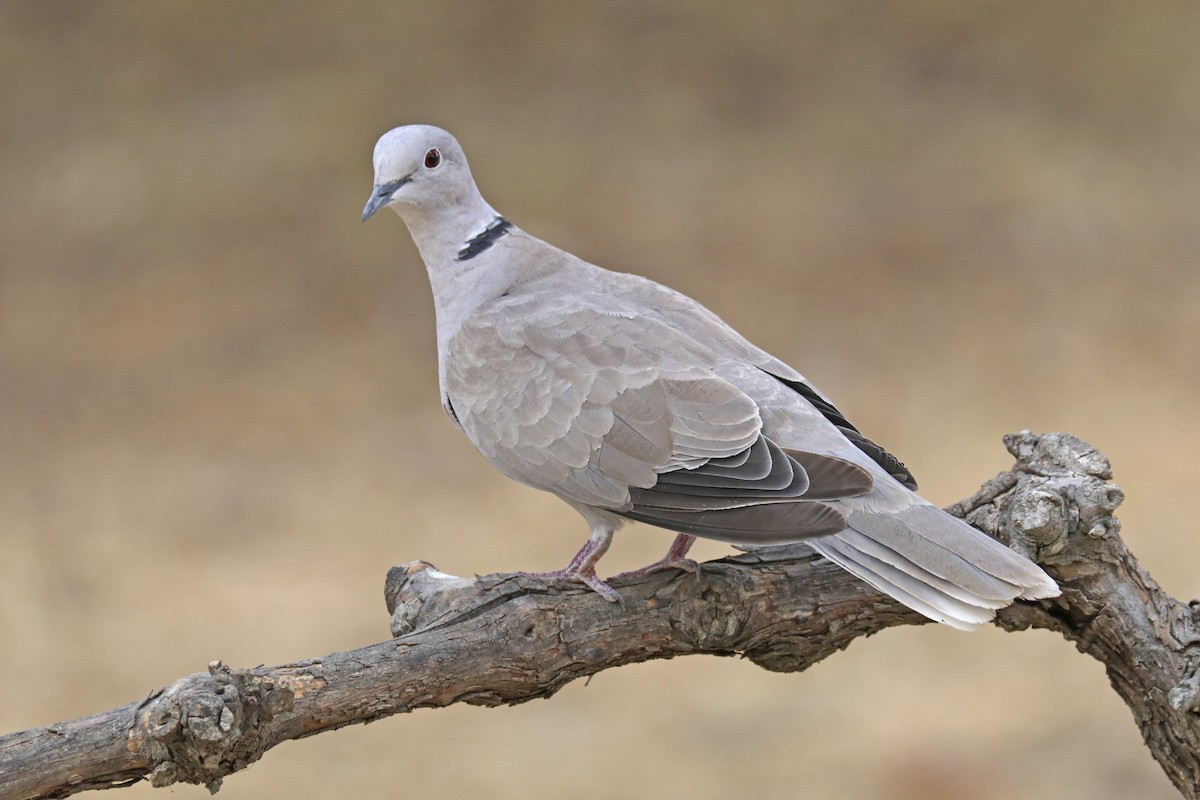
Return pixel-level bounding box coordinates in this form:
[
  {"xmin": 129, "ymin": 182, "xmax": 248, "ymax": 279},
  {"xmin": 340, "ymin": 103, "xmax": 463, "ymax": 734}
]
[
  {"xmin": 621, "ymin": 437, "xmax": 872, "ymax": 545},
  {"xmin": 619, "ymin": 501, "xmax": 847, "ymax": 545},
  {"xmin": 782, "ymin": 450, "xmax": 874, "ymax": 498},
  {"xmin": 838, "ymin": 430, "xmax": 918, "ymax": 490},
  {"xmin": 765, "ymin": 372, "xmax": 919, "ymax": 490}
]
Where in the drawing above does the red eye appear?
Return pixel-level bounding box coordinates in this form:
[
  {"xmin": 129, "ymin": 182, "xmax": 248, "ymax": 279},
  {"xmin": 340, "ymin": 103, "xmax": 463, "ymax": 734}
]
[{"xmin": 424, "ymin": 148, "xmax": 442, "ymax": 169}]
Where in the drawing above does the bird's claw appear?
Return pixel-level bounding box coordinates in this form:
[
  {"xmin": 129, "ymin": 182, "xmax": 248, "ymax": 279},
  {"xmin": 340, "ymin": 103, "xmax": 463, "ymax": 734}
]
[
  {"xmin": 612, "ymin": 558, "xmax": 700, "ymax": 581},
  {"xmin": 514, "ymin": 566, "xmax": 624, "ymax": 604}
]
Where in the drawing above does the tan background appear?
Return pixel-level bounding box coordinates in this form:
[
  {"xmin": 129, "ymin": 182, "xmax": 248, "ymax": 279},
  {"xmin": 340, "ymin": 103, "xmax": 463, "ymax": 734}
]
[{"xmin": 3, "ymin": 2, "xmax": 1198, "ymax": 798}]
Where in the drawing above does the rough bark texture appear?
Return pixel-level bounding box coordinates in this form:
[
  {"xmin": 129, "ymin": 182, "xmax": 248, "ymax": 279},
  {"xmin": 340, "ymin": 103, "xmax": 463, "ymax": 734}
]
[{"xmin": 2, "ymin": 431, "xmax": 1198, "ymax": 799}]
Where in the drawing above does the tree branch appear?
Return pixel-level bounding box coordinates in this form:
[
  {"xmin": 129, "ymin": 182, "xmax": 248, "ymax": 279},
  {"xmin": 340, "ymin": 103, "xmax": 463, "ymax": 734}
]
[{"xmin": 2, "ymin": 431, "xmax": 1198, "ymax": 799}]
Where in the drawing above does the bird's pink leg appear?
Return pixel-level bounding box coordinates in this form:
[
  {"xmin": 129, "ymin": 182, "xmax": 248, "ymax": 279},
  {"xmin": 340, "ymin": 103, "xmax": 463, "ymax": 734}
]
[
  {"xmin": 516, "ymin": 529, "xmax": 621, "ymax": 602},
  {"xmin": 613, "ymin": 533, "xmax": 699, "ymax": 580}
]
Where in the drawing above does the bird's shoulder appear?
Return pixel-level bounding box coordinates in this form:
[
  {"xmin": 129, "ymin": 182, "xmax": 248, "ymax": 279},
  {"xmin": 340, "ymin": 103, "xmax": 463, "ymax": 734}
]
[
  {"xmin": 449, "ymin": 270, "xmax": 707, "ymax": 371},
  {"xmin": 451, "ymin": 248, "xmax": 801, "ymax": 380}
]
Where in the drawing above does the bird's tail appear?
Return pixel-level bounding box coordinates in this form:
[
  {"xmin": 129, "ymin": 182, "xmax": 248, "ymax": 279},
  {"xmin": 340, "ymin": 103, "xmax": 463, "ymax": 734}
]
[{"xmin": 809, "ymin": 501, "xmax": 1059, "ymax": 631}]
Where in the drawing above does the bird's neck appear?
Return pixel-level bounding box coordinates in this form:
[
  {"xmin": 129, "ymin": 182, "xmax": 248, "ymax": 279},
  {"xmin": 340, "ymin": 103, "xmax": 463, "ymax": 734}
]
[
  {"xmin": 399, "ymin": 193, "xmax": 501, "ymax": 271},
  {"xmin": 396, "ymin": 194, "xmax": 519, "ymax": 396}
]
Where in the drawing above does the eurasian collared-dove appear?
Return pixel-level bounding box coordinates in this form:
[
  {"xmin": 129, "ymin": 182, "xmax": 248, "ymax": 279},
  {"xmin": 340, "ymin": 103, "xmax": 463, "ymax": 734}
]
[{"xmin": 362, "ymin": 124, "xmax": 1059, "ymax": 630}]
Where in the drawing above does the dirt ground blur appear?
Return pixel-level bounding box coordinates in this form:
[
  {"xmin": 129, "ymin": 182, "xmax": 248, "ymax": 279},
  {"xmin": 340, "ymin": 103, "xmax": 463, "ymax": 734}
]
[{"xmin": 3, "ymin": 2, "xmax": 1199, "ymax": 798}]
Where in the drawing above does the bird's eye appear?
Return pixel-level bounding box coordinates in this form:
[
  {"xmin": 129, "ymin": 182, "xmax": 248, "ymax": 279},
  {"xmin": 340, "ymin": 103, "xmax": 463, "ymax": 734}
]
[{"xmin": 424, "ymin": 148, "xmax": 442, "ymax": 169}]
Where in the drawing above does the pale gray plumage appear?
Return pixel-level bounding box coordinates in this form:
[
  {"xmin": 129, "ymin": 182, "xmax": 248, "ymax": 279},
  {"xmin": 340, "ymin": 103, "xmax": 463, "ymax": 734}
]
[{"xmin": 363, "ymin": 124, "xmax": 1060, "ymax": 630}]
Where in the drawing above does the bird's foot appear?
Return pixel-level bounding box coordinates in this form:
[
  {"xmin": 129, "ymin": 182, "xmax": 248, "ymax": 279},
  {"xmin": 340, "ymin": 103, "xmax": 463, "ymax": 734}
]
[
  {"xmin": 612, "ymin": 534, "xmax": 700, "ymax": 581},
  {"xmin": 514, "ymin": 565, "xmax": 623, "ymax": 603},
  {"xmin": 612, "ymin": 557, "xmax": 700, "ymax": 581},
  {"xmin": 513, "ymin": 530, "xmax": 623, "ymax": 602}
]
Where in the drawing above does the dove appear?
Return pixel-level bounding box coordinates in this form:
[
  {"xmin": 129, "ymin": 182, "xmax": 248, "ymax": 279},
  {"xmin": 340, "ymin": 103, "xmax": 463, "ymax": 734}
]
[{"xmin": 362, "ymin": 124, "xmax": 1059, "ymax": 630}]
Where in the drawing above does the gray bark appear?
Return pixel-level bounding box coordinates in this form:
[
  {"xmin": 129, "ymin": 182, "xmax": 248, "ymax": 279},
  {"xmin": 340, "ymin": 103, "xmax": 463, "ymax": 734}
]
[{"xmin": 2, "ymin": 431, "xmax": 1197, "ymax": 799}]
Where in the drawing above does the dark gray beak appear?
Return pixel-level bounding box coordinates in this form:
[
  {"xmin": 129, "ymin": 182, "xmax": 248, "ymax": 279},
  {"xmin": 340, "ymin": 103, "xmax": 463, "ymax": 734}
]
[{"xmin": 361, "ymin": 176, "xmax": 411, "ymax": 222}]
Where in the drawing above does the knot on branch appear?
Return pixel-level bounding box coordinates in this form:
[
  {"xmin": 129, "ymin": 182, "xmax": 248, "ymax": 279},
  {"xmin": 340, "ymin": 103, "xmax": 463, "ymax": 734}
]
[
  {"xmin": 664, "ymin": 569, "xmax": 756, "ymax": 651},
  {"xmin": 948, "ymin": 430, "xmax": 1124, "ymax": 561},
  {"xmin": 1166, "ymin": 605, "xmax": 1200, "ymax": 717},
  {"xmin": 131, "ymin": 661, "xmax": 294, "ymax": 793},
  {"xmin": 1168, "ymin": 663, "xmax": 1200, "ymax": 715},
  {"xmin": 386, "ymin": 561, "xmax": 478, "ymax": 637}
]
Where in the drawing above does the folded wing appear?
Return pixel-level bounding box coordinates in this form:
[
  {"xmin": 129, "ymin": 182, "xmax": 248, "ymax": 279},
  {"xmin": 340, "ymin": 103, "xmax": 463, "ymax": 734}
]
[{"xmin": 444, "ymin": 293, "xmax": 872, "ymax": 541}]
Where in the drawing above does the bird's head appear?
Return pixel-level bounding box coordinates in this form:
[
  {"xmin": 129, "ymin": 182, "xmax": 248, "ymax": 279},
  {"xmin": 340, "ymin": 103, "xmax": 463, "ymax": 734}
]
[{"xmin": 362, "ymin": 125, "xmax": 476, "ymax": 222}]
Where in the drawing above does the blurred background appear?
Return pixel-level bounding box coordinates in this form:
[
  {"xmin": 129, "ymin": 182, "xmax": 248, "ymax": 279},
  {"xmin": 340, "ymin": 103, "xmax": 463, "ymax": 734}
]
[{"xmin": 2, "ymin": 2, "xmax": 1198, "ymax": 798}]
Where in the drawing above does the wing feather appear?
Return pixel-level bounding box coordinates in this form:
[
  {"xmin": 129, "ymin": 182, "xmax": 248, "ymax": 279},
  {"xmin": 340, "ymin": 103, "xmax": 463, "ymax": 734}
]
[
  {"xmin": 621, "ymin": 501, "xmax": 848, "ymax": 544},
  {"xmin": 446, "ymin": 293, "xmax": 864, "ymax": 545}
]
